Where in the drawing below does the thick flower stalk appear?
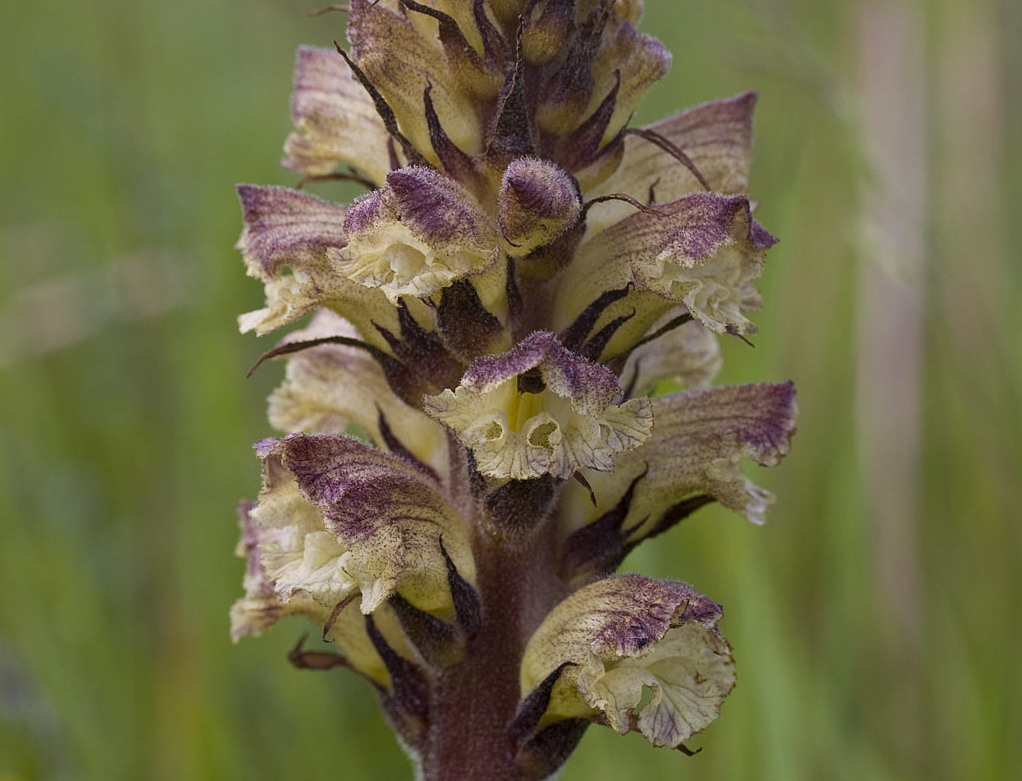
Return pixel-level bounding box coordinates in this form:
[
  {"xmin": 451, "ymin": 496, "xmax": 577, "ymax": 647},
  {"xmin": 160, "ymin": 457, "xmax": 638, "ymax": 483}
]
[{"xmin": 231, "ymin": 2, "xmax": 796, "ymax": 779}]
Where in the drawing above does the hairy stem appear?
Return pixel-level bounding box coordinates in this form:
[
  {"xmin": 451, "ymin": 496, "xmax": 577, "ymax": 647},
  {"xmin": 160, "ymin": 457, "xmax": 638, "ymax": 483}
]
[{"xmin": 418, "ymin": 491, "xmax": 564, "ymax": 781}]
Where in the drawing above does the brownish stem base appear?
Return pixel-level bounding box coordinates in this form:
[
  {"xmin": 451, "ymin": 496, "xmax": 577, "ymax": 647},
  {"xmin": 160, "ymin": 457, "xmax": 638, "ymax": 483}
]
[{"xmin": 417, "ymin": 527, "xmax": 564, "ymax": 781}]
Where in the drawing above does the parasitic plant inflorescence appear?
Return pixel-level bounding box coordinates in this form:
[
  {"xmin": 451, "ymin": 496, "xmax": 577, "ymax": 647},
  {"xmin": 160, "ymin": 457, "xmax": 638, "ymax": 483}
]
[{"xmin": 231, "ymin": 2, "xmax": 796, "ymax": 778}]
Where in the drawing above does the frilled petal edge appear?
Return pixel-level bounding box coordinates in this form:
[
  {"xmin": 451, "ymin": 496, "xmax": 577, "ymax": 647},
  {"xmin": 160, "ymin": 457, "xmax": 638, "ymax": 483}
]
[
  {"xmin": 423, "ymin": 332, "xmax": 652, "ymax": 480},
  {"xmin": 280, "ymin": 433, "xmax": 476, "ymax": 618},
  {"xmin": 520, "ymin": 575, "xmax": 735, "ymax": 749}
]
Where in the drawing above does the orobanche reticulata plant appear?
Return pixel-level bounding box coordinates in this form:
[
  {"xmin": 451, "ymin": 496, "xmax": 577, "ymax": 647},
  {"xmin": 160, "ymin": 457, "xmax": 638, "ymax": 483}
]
[{"xmin": 230, "ymin": 1, "xmax": 796, "ymax": 779}]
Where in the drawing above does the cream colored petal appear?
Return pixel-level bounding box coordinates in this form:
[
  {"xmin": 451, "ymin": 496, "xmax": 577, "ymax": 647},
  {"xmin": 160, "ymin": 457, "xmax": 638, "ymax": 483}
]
[
  {"xmin": 348, "ymin": 0, "xmax": 483, "ymax": 163},
  {"xmin": 634, "ymin": 235, "xmax": 764, "ymax": 335},
  {"xmin": 237, "ymin": 441, "xmax": 358, "ymax": 609},
  {"xmin": 579, "ymin": 622, "xmax": 735, "ymax": 747},
  {"xmin": 230, "ymin": 497, "xmax": 335, "ymax": 643},
  {"xmin": 266, "ymin": 310, "xmax": 447, "ymax": 472},
  {"xmin": 622, "ymin": 314, "xmax": 723, "ymax": 393},
  {"xmin": 584, "ymin": 92, "xmax": 757, "ymax": 234},
  {"xmin": 281, "ymin": 433, "xmax": 476, "ymax": 619},
  {"xmin": 556, "ymin": 193, "xmax": 775, "ymax": 345},
  {"xmin": 284, "ymin": 46, "xmax": 394, "ymax": 184},
  {"xmin": 589, "ymin": 23, "xmax": 671, "ymax": 149},
  {"xmin": 235, "ymin": 185, "xmax": 401, "ymax": 347},
  {"xmin": 519, "ymin": 575, "xmax": 734, "ymax": 748},
  {"xmin": 423, "ymin": 333, "xmax": 652, "ymax": 480},
  {"xmin": 612, "ymin": 382, "xmax": 798, "ymax": 536},
  {"xmin": 336, "ymin": 167, "xmax": 501, "ymax": 302},
  {"xmin": 231, "ymin": 516, "xmax": 412, "ymax": 690}
]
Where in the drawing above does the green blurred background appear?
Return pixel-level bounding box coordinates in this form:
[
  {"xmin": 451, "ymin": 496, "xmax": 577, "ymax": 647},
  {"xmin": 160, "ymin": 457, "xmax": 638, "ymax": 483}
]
[{"xmin": 1, "ymin": 0, "xmax": 1019, "ymax": 778}]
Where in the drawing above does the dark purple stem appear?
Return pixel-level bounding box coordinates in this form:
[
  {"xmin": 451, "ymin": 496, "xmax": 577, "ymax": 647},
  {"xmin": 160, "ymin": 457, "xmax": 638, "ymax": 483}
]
[{"xmin": 415, "ymin": 447, "xmax": 566, "ymax": 780}]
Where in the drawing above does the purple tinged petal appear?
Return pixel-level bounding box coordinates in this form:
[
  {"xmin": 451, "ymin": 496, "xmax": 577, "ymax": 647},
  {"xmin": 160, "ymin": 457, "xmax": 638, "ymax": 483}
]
[
  {"xmin": 236, "ymin": 185, "xmax": 347, "ymax": 279},
  {"xmin": 593, "ymin": 25, "xmax": 671, "ymax": 146},
  {"xmin": 424, "ymin": 333, "xmax": 652, "ymax": 480},
  {"xmin": 618, "ymin": 192, "xmax": 750, "ymax": 262},
  {"xmin": 386, "ymin": 167, "xmax": 489, "ymax": 245},
  {"xmin": 348, "ymin": 0, "xmax": 482, "ymax": 163},
  {"xmin": 280, "ymin": 433, "xmax": 475, "ymax": 616},
  {"xmin": 459, "ymin": 331, "xmax": 620, "ymax": 406},
  {"xmin": 557, "ymin": 192, "xmax": 772, "ymax": 343},
  {"xmin": 284, "ymin": 46, "xmax": 393, "ymax": 183},
  {"xmin": 337, "ymin": 166, "xmax": 501, "ymax": 301},
  {"xmin": 498, "ymin": 157, "xmax": 582, "ymax": 255},
  {"xmin": 235, "ymin": 185, "xmax": 405, "ymax": 343},
  {"xmin": 586, "ymin": 92, "xmax": 759, "ymax": 224},
  {"xmin": 604, "ymin": 382, "xmax": 798, "ymax": 535},
  {"xmin": 519, "ymin": 574, "xmax": 734, "ymax": 749}
]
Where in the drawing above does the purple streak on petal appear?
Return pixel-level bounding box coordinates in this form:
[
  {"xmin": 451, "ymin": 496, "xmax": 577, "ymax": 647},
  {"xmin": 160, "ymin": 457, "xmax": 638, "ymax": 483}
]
[
  {"xmin": 502, "ymin": 157, "xmax": 580, "ymax": 220},
  {"xmin": 253, "ymin": 437, "xmax": 282, "ymax": 459},
  {"xmin": 342, "ymin": 188, "xmax": 388, "ymax": 235},
  {"xmin": 588, "ymin": 576, "xmax": 723, "ymax": 656},
  {"xmin": 460, "ymin": 331, "xmax": 622, "ymax": 404},
  {"xmin": 280, "ymin": 433, "xmax": 450, "ymax": 545},
  {"xmin": 236, "ymin": 185, "xmax": 347, "ymax": 277},
  {"xmin": 750, "ymin": 219, "xmax": 779, "ymax": 249},
  {"xmin": 386, "ymin": 166, "xmax": 483, "ymax": 244}
]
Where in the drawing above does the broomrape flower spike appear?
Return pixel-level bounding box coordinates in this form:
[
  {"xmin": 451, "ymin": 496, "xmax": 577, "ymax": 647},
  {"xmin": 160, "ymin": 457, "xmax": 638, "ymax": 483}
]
[{"xmin": 231, "ymin": 2, "xmax": 796, "ymax": 779}]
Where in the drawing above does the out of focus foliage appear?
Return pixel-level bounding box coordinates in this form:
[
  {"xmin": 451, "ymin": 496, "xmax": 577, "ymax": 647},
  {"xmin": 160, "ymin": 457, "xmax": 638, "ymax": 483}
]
[{"xmin": 1, "ymin": 0, "xmax": 1019, "ymax": 779}]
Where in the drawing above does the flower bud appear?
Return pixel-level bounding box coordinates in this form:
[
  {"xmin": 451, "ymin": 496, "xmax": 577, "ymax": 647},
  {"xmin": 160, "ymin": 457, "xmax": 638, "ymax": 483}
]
[
  {"xmin": 498, "ymin": 158, "xmax": 582, "ymax": 257},
  {"xmin": 522, "ymin": 0, "xmax": 575, "ymax": 66}
]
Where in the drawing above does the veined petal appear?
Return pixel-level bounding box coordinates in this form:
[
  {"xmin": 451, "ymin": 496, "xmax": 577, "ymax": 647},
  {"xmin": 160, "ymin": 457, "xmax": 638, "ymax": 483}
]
[
  {"xmin": 348, "ymin": 0, "xmax": 482, "ymax": 163},
  {"xmin": 230, "ymin": 501, "xmax": 334, "ymax": 642},
  {"xmin": 235, "ymin": 185, "xmax": 400, "ymax": 345},
  {"xmin": 606, "ymin": 382, "xmax": 798, "ymax": 537},
  {"xmin": 236, "ymin": 184, "xmax": 347, "ymax": 282},
  {"xmin": 267, "ymin": 310, "xmax": 447, "ymax": 472},
  {"xmin": 231, "ymin": 512, "xmax": 412, "ymax": 688},
  {"xmin": 520, "ymin": 575, "xmax": 735, "ymax": 749},
  {"xmin": 557, "ymin": 193, "xmax": 776, "ymax": 349},
  {"xmin": 248, "ymin": 439, "xmax": 356, "ymax": 607},
  {"xmin": 622, "ymin": 314, "xmax": 722, "ymax": 394},
  {"xmin": 280, "ymin": 433, "xmax": 476, "ymax": 618},
  {"xmin": 584, "ymin": 92, "xmax": 757, "ymax": 233},
  {"xmin": 423, "ymin": 332, "xmax": 652, "ymax": 480},
  {"xmin": 284, "ymin": 46, "xmax": 394, "ymax": 184},
  {"xmin": 231, "ymin": 453, "xmax": 417, "ymax": 687},
  {"xmin": 335, "ymin": 166, "xmax": 501, "ymax": 301}
]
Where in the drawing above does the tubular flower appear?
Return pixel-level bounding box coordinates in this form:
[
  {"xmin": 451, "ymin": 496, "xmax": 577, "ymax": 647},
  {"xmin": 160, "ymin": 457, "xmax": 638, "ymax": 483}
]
[
  {"xmin": 231, "ymin": 2, "xmax": 795, "ymax": 779},
  {"xmin": 518, "ymin": 575, "xmax": 734, "ymax": 752}
]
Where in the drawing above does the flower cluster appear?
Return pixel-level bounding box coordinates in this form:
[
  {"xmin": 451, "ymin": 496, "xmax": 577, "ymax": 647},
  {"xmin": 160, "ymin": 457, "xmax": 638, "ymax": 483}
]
[{"xmin": 231, "ymin": 2, "xmax": 796, "ymax": 778}]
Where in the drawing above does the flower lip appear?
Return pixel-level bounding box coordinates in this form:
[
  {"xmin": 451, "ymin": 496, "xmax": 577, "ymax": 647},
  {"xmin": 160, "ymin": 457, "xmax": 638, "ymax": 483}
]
[
  {"xmin": 519, "ymin": 574, "xmax": 735, "ymax": 750},
  {"xmin": 424, "ymin": 332, "xmax": 653, "ymax": 480},
  {"xmin": 336, "ymin": 166, "xmax": 501, "ymax": 301},
  {"xmin": 278, "ymin": 432, "xmax": 477, "ymax": 617}
]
